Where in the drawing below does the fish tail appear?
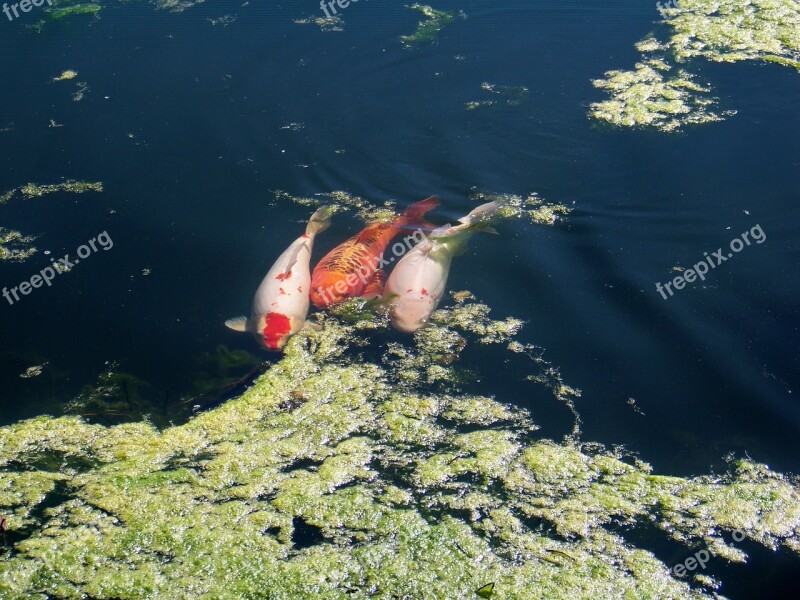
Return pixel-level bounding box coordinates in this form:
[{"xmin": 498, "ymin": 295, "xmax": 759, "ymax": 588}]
[
  {"xmin": 306, "ymin": 206, "xmax": 334, "ymax": 236},
  {"xmin": 457, "ymin": 201, "xmax": 503, "ymax": 227},
  {"xmin": 401, "ymin": 196, "xmax": 439, "ymax": 221}
]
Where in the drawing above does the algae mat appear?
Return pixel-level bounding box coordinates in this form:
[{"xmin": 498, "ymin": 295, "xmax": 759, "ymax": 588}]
[
  {"xmin": 1, "ymin": 296, "xmax": 799, "ymax": 599},
  {"xmin": 590, "ymin": 0, "xmax": 800, "ymax": 131}
]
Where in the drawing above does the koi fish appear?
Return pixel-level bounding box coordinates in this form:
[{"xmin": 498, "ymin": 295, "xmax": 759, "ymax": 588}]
[
  {"xmin": 361, "ymin": 269, "xmax": 387, "ymax": 300},
  {"xmin": 226, "ymin": 206, "xmax": 333, "ymax": 350},
  {"xmin": 384, "ymin": 201, "xmax": 501, "ymax": 333},
  {"xmin": 310, "ymin": 196, "xmax": 439, "ymax": 308}
]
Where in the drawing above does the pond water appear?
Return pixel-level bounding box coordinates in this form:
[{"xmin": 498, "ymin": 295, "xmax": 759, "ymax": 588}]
[{"xmin": 1, "ymin": 1, "xmax": 798, "ymax": 597}]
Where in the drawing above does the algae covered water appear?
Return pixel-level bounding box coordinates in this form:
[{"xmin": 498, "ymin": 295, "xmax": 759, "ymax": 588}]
[{"xmin": 1, "ymin": 1, "xmax": 800, "ymax": 598}]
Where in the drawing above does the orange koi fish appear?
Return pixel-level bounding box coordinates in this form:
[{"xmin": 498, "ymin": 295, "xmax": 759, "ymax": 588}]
[
  {"xmin": 310, "ymin": 196, "xmax": 439, "ymax": 307},
  {"xmin": 360, "ymin": 269, "xmax": 387, "ymax": 300}
]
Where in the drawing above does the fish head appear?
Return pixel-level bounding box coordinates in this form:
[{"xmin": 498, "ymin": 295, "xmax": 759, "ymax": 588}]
[
  {"xmin": 390, "ymin": 312, "xmax": 426, "ymax": 333},
  {"xmin": 254, "ymin": 312, "xmax": 295, "ymax": 351},
  {"xmin": 310, "ymin": 274, "xmax": 353, "ymax": 308},
  {"xmin": 310, "ymin": 285, "xmax": 344, "ymax": 308},
  {"xmin": 387, "ymin": 292, "xmax": 440, "ymax": 334}
]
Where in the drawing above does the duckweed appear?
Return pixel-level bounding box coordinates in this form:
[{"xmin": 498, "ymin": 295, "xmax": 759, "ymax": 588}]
[
  {"xmin": 294, "ymin": 16, "xmax": 345, "ymax": 32},
  {"xmin": 466, "ymin": 82, "xmax": 530, "ymax": 110},
  {"xmin": 0, "ymin": 181, "xmax": 102, "ymax": 262},
  {"xmin": 1, "ymin": 294, "xmax": 798, "ymax": 598},
  {"xmin": 49, "ymin": 3, "xmax": 101, "ymax": 20},
  {"xmin": 401, "ymin": 4, "xmax": 466, "ymax": 48},
  {"xmin": 590, "ymin": 0, "xmax": 799, "ymax": 131}
]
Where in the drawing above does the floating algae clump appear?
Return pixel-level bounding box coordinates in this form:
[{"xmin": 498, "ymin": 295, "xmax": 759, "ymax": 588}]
[
  {"xmin": 401, "ymin": 3, "xmax": 466, "ymax": 48},
  {"xmin": 2, "ymin": 295, "xmax": 799, "ymax": 598},
  {"xmin": 48, "ymin": 3, "xmax": 101, "ymax": 20},
  {"xmin": 590, "ymin": 0, "xmax": 800, "ymax": 131},
  {"xmin": 17, "ymin": 180, "xmax": 102, "ymax": 199},
  {"xmin": 0, "ymin": 181, "xmax": 102, "ymax": 261},
  {"xmin": 273, "ymin": 189, "xmax": 569, "ymax": 228},
  {"xmin": 471, "ymin": 189, "xmax": 572, "ymax": 226},
  {"xmin": 590, "ymin": 58, "xmax": 729, "ymax": 132},
  {"xmin": 0, "ymin": 228, "xmax": 36, "ymax": 262},
  {"xmin": 52, "ymin": 70, "xmax": 78, "ymax": 82},
  {"xmin": 466, "ymin": 82, "xmax": 530, "ymax": 110},
  {"xmin": 294, "ymin": 15, "xmax": 345, "ymax": 32}
]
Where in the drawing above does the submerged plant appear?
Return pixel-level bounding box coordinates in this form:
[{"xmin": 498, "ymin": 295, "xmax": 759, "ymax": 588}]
[{"xmin": 1, "ymin": 292, "xmax": 798, "ymax": 598}]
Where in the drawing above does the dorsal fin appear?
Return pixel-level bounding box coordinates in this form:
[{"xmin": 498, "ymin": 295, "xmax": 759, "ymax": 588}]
[
  {"xmin": 401, "ymin": 196, "xmax": 439, "ymax": 220},
  {"xmin": 278, "ymin": 243, "xmax": 306, "ymax": 279}
]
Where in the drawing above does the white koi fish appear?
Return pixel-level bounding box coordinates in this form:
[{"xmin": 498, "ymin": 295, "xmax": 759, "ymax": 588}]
[
  {"xmin": 383, "ymin": 201, "xmax": 501, "ymax": 333},
  {"xmin": 226, "ymin": 206, "xmax": 333, "ymax": 350}
]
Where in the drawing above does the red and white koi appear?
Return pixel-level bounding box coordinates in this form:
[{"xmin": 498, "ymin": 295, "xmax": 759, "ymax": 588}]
[
  {"xmin": 226, "ymin": 206, "xmax": 333, "ymax": 350},
  {"xmin": 384, "ymin": 201, "xmax": 501, "ymax": 333}
]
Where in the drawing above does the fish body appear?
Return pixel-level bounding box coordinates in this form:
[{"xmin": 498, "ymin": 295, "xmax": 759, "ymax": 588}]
[
  {"xmin": 361, "ymin": 269, "xmax": 387, "ymax": 300},
  {"xmin": 384, "ymin": 201, "xmax": 501, "ymax": 333},
  {"xmin": 226, "ymin": 207, "xmax": 333, "ymax": 350},
  {"xmin": 310, "ymin": 196, "xmax": 438, "ymax": 307}
]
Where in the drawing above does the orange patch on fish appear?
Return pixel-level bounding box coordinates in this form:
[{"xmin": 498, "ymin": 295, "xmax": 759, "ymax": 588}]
[
  {"xmin": 361, "ymin": 269, "xmax": 387, "ymax": 300},
  {"xmin": 311, "ymin": 196, "xmax": 438, "ymax": 308}
]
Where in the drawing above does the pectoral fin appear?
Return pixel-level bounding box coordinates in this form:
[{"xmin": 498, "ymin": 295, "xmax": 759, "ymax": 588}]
[{"xmin": 225, "ymin": 316, "xmax": 249, "ymax": 332}]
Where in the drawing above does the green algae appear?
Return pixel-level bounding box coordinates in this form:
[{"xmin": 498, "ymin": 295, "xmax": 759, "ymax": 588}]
[
  {"xmin": 401, "ymin": 4, "xmax": 466, "ymax": 48},
  {"xmin": 470, "ymin": 190, "xmax": 572, "ymax": 227},
  {"xmin": 154, "ymin": 0, "xmax": 205, "ymax": 12},
  {"xmin": 51, "ymin": 70, "xmax": 78, "ymax": 82},
  {"xmin": 0, "ymin": 228, "xmax": 36, "ymax": 262},
  {"xmin": 590, "ymin": 0, "xmax": 800, "ymax": 131},
  {"xmin": 16, "ymin": 180, "xmax": 103, "ymax": 199},
  {"xmin": 273, "ymin": 189, "xmax": 569, "ymax": 229},
  {"xmin": 272, "ymin": 189, "xmax": 398, "ymax": 223},
  {"xmin": 294, "ymin": 15, "xmax": 345, "ymax": 32},
  {"xmin": 2, "ymin": 294, "xmax": 799, "ymax": 598},
  {"xmin": 466, "ymin": 82, "xmax": 530, "ymax": 110},
  {"xmin": 590, "ymin": 58, "xmax": 731, "ymax": 132},
  {"xmin": 49, "ymin": 3, "xmax": 101, "ymax": 20},
  {"xmin": 0, "ymin": 181, "xmax": 102, "ymax": 262}
]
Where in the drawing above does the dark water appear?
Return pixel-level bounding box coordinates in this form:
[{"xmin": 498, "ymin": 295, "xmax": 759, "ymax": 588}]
[{"xmin": 0, "ymin": 0, "xmax": 799, "ymax": 591}]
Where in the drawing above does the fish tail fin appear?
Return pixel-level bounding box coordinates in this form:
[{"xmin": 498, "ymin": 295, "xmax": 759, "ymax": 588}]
[
  {"xmin": 401, "ymin": 196, "xmax": 439, "ymax": 221},
  {"xmin": 457, "ymin": 201, "xmax": 503, "ymax": 227},
  {"xmin": 306, "ymin": 205, "xmax": 334, "ymax": 236}
]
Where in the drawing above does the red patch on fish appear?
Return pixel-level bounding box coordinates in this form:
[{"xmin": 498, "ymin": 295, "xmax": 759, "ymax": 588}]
[
  {"xmin": 276, "ymin": 271, "xmax": 292, "ymax": 280},
  {"xmin": 421, "ymin": 288, "xmax": 428, "ymax": 296},
  {"xmin": 262, "ymin": 313, "xmax": 291, "ymax": 350}
]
